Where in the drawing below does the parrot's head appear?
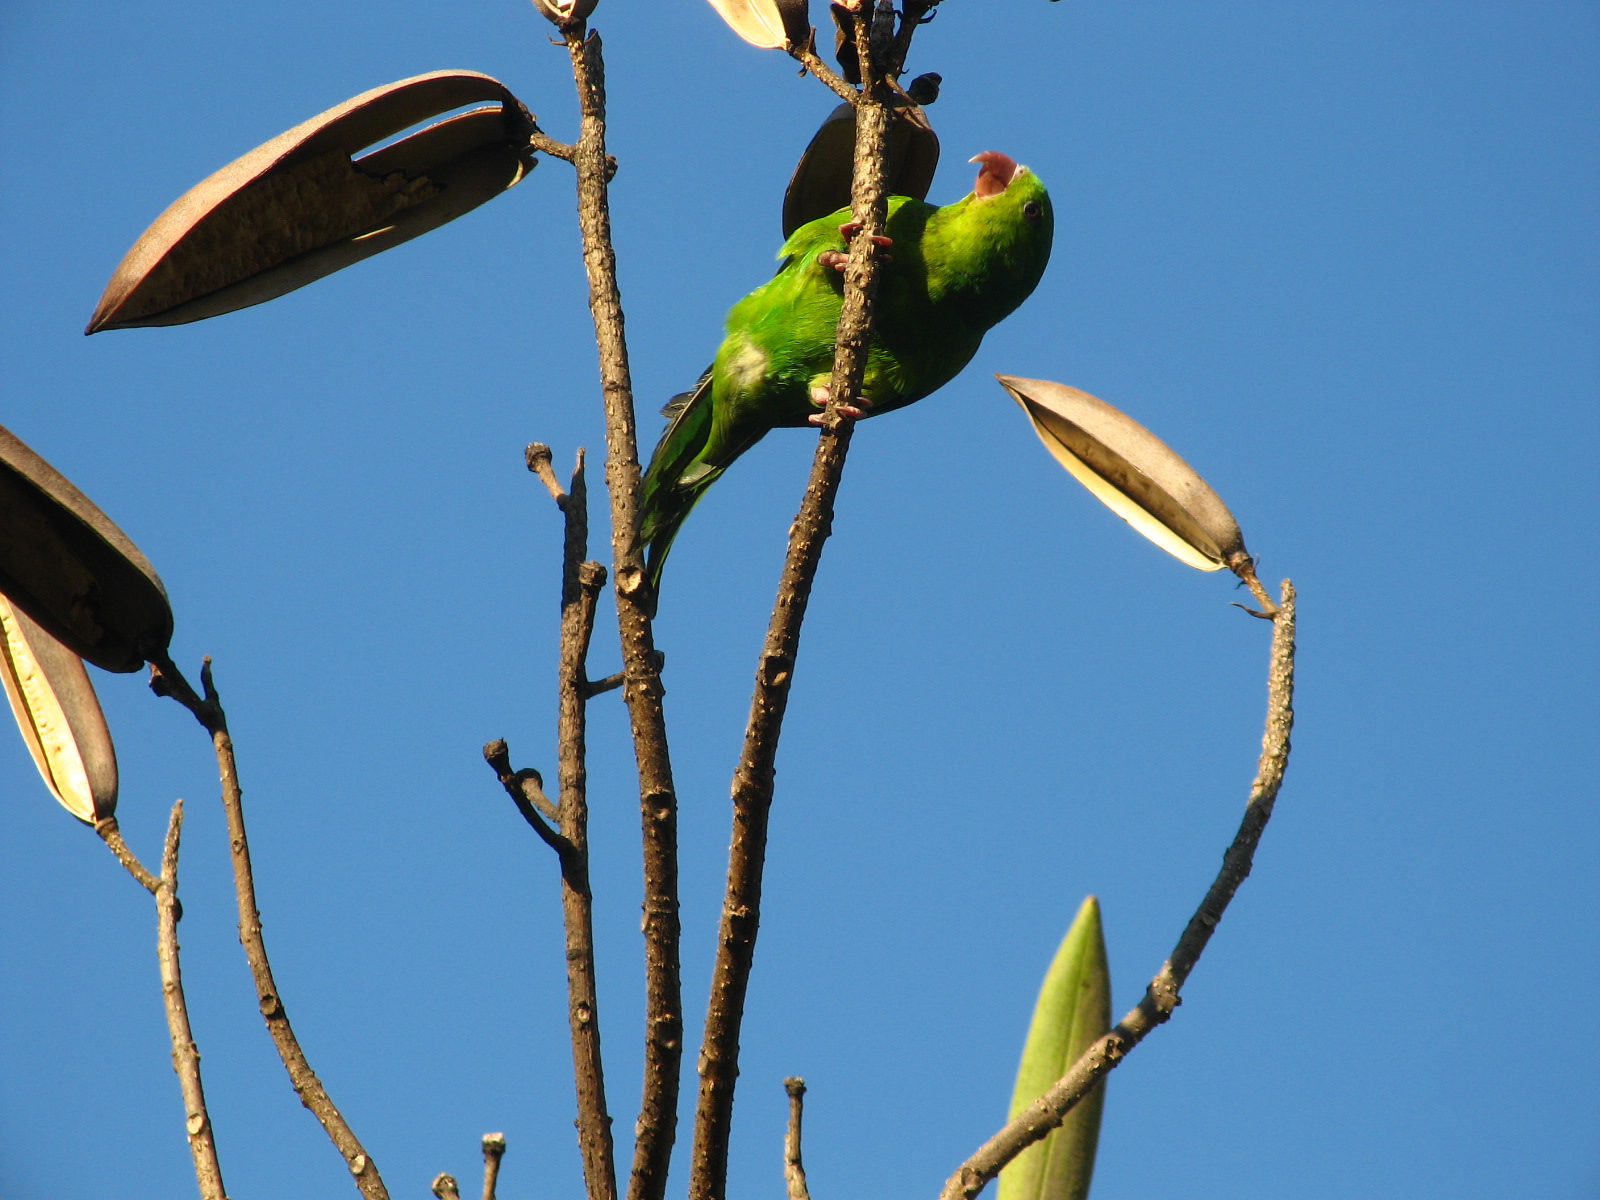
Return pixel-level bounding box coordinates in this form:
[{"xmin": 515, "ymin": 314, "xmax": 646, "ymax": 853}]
[
  {"xmin": 968, "ymin": 151, "xmax": 1052, "ymax": 237},
  {"xmin": 932, "ymin": 151, "xmax": 1053, "ymax": 326}
]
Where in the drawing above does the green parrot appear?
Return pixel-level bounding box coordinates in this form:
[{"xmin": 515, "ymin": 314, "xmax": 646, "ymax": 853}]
[{"xmin": 638, "ymin": 151, "xmax": 1053, "ymax": 604}]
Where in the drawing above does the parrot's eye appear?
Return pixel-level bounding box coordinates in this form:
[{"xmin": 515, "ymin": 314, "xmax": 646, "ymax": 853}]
[{"xmin": 1023, "ymin": 200, "xmax": 1043, "ymax": 223}]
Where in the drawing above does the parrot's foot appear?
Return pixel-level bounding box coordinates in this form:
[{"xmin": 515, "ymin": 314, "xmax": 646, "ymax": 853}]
[
  {"xmin": 806, "ymin": 384, "xmax": 873, "ymax": 425},
  {"xmin": 820, "ymin": 226, "xmax": 894, "ymax": 272},
  {"xmin": 838, "ymin": 222, "xmax": 892, "ymax": 246}
]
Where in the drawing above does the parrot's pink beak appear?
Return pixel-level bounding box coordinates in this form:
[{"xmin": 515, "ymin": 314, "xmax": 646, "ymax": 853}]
[{"xmin": 970, "ymin": 151, "xmax": 1021, "ymax": 198}]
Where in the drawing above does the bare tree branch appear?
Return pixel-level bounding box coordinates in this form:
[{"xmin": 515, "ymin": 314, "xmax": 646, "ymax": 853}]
[
  {"xmin": 939, "ymin": 580, "xmax": 1298, "ymax": 1200},
  {"xmin": 432, "ymin": 1173, "xmax": 462, "ymax": 1200},
  {"xmin": 150, "ymin": 655, "xmax": 391, "ymax": 1200},
  {"xmin": 546, "ymin": 446, "xmax": 618, "ymax": 1200},
  {"xmin": 690, "ymin": 7, "xmax": 910, "ymax": 1199},
  {"xmin": 482, "ymin": 445, "xmax": 617, "ymax": 1200},
  {"xmin": 789, "ymin": 36, "xmax": 858, "ymax": 103},
  {"xmin": 783, "ymin": 1078, "xmax": 811, "ymax": 1200},
  {"xmin": 559, "ymin": 25, "xmax": 683, "ymax": 1200},
  {"xmin": 155, "ymin": 799, "xmax": 227, "ymax": 1200}
]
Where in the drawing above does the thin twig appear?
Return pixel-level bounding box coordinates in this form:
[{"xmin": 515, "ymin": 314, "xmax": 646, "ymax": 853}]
[
  {"xmin": 560, "ymin": 25, "xmax": 683, "ymax": 1200},
  {"xmin": 689, "ymin": 7, "xmax": 908, "ymax": 1200},
  {"xmin": 482, "ymin": 1133, "xmax": 507, "ymax": 1200},
  {"xmin": 150, "ymin": 654, "xmax": 391, "ymax": 1200},
  {"xmin": 886, "ymin": 0, "xmax": 936, "ymax": 78},
  {"xmin": 484, "ymin": 742, "xmax": 568, "ymax": 855},
  {"xmin": 1227, "ymin": 550, "xmax": 1278, "ymax": 615},
  {"xmin": 939, "ymin": 581, "xmax": 1298, "ymax": 1200},
  {"xmin": 95, "ymin": 815, "xmax": 160, "ymax": 896},
  {"xmin": 157, "ymin": 799, "xmax": 227, "ymax": 1200},
  {"xmin": 528, "ymin": 127, "xmax": 578, "ymax": 162},
  {"xmin": 584, "ymin": 671, "xmax": 624, "ymax": 697},
  {"xmin": 788, "ymin": 36, "xmax": 859, "ymax": 103},
  {"xmin": 783, "ymin": 1078, "xmax": 811, "ymax": 1200}
]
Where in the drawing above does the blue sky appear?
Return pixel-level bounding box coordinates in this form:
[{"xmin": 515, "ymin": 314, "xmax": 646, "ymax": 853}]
[{"xmin": 2, "ymin": 3, "xmax": 1596, "ymax": 1198}]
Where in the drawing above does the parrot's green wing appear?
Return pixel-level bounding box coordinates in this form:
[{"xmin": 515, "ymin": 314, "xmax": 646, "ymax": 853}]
[{"xmin": 638, "ymin": 365, "xmax": 715, "ymax": 606}]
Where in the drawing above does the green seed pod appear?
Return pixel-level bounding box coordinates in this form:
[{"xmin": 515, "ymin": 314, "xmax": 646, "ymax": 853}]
[{"xmin": 999, "ymin": 896, "xmax": 1112, "ymax": 1200}]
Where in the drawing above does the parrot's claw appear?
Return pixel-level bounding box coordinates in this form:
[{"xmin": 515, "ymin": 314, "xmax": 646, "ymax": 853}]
[
  {"xmin": 806, "ymin": 384, "xmax": 872, "ymax": 425},
  {"xmin": 818, "ymin": 226, "xmax": 894, "ymax": 273}
]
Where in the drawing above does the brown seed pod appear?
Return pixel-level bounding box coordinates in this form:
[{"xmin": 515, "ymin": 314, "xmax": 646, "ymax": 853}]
[
  {"xmin": 703, "ymin": 0, "xmax": 810, "ymax": 49},
  {"xmin": 781, "ymin": 100, "xmax": 939, "ymax": 237},
  {"xmin": 996, "ymin": 375, "xmax": 1248, "ymax": 571},
  {"xmin": 87, "ymin": 70, "xmax": 538, "ymax": 332},
  {"xmin": 0, "ymin": 424, "xmax": 173, "ymax": 672},
  {"xmin": 0, "ymin": 596, "xmax": 119, "ymax": 823},
  {"xmin": 530, "ymin": 0, "xmax": 600, "ymax": 23}
]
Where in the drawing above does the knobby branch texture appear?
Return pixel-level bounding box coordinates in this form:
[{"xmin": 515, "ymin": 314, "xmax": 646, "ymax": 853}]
[
  {"xmin": 150, "ymin": 655, "xmax": 391, "ymax": 1200},
  {"xmin": 689, "ymin": 7, "xmax": 909, "ymax": 1200},
  {"xmin": 939, "ymin": 581, "xmax": 1298, "ymax": 1200},
  {"xmin": 155, "ymin": 798, "xmax": 226, "ymax": 1200},
  {"xmin": 561, "ymin": 24, "xmax": 683, "ymax": 1200}
]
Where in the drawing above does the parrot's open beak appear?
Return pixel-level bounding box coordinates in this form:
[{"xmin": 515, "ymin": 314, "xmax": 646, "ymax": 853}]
[{"xmin": 970, "ymin": 151, "xmax": 1022, "ymax": 198}]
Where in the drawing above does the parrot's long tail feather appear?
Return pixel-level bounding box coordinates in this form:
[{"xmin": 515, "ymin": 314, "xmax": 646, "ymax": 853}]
[{"xmin": 638, "ymin": 370, "xmax": 721, "ymax": 613}]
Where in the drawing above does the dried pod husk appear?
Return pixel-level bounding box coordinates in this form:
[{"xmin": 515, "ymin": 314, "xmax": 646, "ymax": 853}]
[
  {"xmin": 998, "ymin": 896, "xmax": 1111, "ymax": 1200},
  {"xmin": 830, "ymin": 2, "xmax": 862, "ymax": 85},
  {"xmin": 0, "ymin": 595, "xmax": 118, "ymax": 823},
  {"xmin": 0, "ymin": 424, "xmax": 173, "ymax": 672},
  {"xmin": 530, "ymin": 0, "xmax": 599, "ymax": 23},
  {"xmin": 703, "ymin": 0, "xmax": 810, "ymax": 50},
  {"xmin": 781, "ymin": 100, "xmax": 939, "ymax": 236},
  {"xmin": 996, "ymin": 375, "xmax": 1248, "ymax": 571},
  {"xmin": 87, "ymin": 71, "xmax": 538, "ymax": 332}
]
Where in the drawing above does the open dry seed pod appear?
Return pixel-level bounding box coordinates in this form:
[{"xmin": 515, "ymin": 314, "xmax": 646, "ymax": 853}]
[
  {"xmin": 0, "ymin": 596, "xmax": 118, "ymax": 823},
  {"xmin": 782, "ymin": 100, "xmax": 939, "ymax": 236},
  {"xmin": 997, "ymin": 375, "xmax": 1248, "ymax": 571},
  {"xmin": 531, "ymin": 0, "xmax": 599, "ymax": 23},
  {"xmin": 703, "ymin": 0, "xmax": 810, "ymax": 49},
  {"xmin": 87, "ymin": 70, "xmax": 538, "ymax": 332},
  {"xmin": 0, "ymin": 424, "xmax": 172, "ymax": 672}
]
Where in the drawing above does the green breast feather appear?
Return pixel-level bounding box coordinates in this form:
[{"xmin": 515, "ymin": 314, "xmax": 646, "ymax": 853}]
[{"xmin": 639, "ymin": 151, "xmax": 1052, "ymax": 607}]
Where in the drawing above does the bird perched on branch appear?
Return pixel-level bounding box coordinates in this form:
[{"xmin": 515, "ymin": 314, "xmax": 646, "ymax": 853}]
[{"xmin": 638, "ymin": 151, "xmax": 1053, "ymax": 606}]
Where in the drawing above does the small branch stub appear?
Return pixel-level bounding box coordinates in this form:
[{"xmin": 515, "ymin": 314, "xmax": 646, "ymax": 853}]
[
  {"xmin": 482, "ymin": 1133, "xmax": 507, "ymax": 1200},
  {"xmin": 783, "ymin": 1077, "xmax": 811, "ymax": 1200}
]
